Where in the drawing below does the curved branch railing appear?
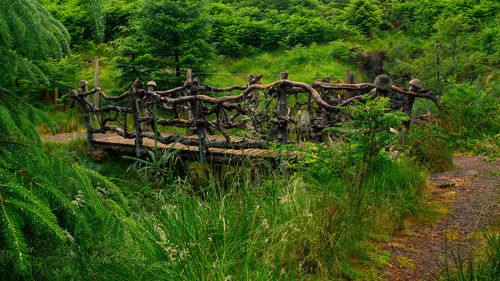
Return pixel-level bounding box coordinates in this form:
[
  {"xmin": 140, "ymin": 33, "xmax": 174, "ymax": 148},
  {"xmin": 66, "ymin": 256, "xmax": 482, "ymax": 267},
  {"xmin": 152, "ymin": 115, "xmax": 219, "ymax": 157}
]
[{"xmin": 70, "ymin": 72, "xmax": 442, "ymax": 161}]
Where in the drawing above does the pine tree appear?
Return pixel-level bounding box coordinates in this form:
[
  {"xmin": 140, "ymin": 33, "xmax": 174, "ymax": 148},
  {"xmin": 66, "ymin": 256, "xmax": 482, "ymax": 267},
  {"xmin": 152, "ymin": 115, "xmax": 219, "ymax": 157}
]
[{"xmin": 133, "ymin": 0, "xmax": 214, "ymax": 79}]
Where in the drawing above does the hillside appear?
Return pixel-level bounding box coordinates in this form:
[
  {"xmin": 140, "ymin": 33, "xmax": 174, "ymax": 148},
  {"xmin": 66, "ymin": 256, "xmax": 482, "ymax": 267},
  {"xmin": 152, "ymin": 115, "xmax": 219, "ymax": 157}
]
[{"xmin": 1, "ymin": 0, "xmax": 498, "ymax": 280}]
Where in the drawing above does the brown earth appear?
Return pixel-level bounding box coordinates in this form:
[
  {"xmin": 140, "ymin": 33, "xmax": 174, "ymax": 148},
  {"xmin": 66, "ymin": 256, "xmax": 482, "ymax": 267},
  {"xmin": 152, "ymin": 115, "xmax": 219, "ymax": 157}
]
[{"xmin": 382, "ymin": 155, "xmax": 499, "ymax": 280}]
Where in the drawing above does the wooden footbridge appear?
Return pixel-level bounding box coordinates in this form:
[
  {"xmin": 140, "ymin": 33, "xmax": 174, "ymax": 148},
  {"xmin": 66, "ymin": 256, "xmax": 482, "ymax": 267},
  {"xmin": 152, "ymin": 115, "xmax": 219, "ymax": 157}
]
[{"xmin": 69, "ymin": 71, "xmax": 441, "ymax": 163}]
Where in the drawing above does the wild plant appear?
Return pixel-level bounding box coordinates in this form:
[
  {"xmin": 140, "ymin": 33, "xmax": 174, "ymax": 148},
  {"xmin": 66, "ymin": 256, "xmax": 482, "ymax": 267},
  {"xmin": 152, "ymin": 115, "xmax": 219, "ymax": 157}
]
[
  {"xmin": 123, "ymin": 144, "xmax": 182, "ymax": 190},
  {"xmin": 0, "ymin": 89, "xmax": 130, "ymax": 279},
  {"xmin": 327, "ymin": 96, "xmax": 408, "ymax": 167},
  {"xmin": 123, "ymin": 106, "xmax": 183, "ymax": 190},
  {"xmin": 438, "ymin": 229, "xmax": 499, "ymax": 280}
]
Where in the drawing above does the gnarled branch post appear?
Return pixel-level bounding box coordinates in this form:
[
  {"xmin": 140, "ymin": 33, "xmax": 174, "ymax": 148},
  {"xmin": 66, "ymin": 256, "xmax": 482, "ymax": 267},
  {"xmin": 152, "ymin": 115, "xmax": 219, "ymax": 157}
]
[
  {"xmin": 130, "ymin": 80, "xmax": 143, "ymax": 157},
  {"xmin": 189, "ymin": 80, "xmax": 207, "ymax": 163},
  {"xmin": 277, "ymin": 72, "xmax": 289, "ymax": 146},
  {"xmin": 71, "ymin": 80, "xmax": 94, "ymax": 150}
]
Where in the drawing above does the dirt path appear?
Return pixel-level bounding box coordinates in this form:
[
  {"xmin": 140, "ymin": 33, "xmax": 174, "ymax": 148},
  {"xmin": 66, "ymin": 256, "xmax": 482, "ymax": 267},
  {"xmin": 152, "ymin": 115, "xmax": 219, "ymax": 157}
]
[
  {"xmin": 41, "ymin": 132, "xmax": 108, "ymax": 142},
  {"xmin": 382, "ymin": 155, "xmax": 499, "ymax": 280}
]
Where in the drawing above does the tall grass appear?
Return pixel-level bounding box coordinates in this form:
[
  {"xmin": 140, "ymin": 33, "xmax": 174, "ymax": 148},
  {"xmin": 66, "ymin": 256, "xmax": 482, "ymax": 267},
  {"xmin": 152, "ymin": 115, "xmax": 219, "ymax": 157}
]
[
  {"xmin": 40, "ymin": 135, "xmax": 428, "ymax": 280},
  {"xmin": 438, "ymin": 228, "xmax": 499, "ymax": 281},
  {"xmin": 206, "ymin": 42, "xmax": 363, "ymax": 87}
]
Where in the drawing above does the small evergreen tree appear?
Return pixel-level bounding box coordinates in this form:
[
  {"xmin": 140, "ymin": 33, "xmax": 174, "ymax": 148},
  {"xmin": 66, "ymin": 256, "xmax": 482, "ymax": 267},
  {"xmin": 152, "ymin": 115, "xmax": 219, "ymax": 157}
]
[{"xmin": 133, "ymin": 0, "xmax": 215, "ymax": 80}]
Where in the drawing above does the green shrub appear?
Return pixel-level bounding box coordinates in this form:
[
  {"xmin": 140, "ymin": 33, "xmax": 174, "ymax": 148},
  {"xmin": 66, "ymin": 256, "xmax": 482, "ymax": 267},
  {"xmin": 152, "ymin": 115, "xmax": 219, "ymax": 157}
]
[
  {"xmin": 442, "ymin": 82, "xmax": 500, "ymax": 139},
  {"xmin": 0, "ymin": 90, "xmax": 129, "ymax": 278},
  {"xmin": 328, "ymin": 40, "xmax": 357, "ymax": 62},
  {"xmin": 343, "ymin": 0, "xmax": 383, "ymax": 35}
]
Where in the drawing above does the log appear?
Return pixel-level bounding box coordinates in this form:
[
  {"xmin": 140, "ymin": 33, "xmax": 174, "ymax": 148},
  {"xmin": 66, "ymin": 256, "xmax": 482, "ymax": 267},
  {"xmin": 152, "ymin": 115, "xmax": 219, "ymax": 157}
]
[
  {"xmin": 188, "ymin": 84, "xmax": 207, "ymax": 163},
  {"xmin": 312, "ymin": 81, "xmax": 442, "ymax": 109}
]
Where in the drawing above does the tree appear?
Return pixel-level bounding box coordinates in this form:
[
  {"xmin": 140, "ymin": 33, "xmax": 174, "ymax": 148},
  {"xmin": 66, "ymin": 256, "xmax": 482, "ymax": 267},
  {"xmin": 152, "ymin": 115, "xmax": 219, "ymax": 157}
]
[
  {"xmin": 111, "ymin": 35, "xmax": 156, "ymax": 88},
  {"xmin": 433, "ymin": 14, "xmax": 471, "ymax": 76},
  {"xmin": 133, "ymin": 0, "xmax": 214, "ymax": 80}
]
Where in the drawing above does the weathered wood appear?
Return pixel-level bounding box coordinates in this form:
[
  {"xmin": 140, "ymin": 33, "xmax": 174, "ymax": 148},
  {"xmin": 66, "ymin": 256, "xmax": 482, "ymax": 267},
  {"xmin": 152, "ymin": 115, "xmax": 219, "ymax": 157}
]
[
  {"xmin": 188, "ymin": 82, "xmax": 207, "ymax": 163},
  {"xmin": 345, "ymin": 70, "xmax": 353, "ymax": 84},
  {"xmin": 344, "ymin": 70, "xmax": 354, "ymax": 99},
  {"xmin": 144, "ymin": 81, "xmax": 157, "ymax": 131},
  {"xmin": 312, "ymin": 82, "xmax": 375, "ymax": 92},
  {"xmin": 92, "ymin": 134, "xmax": 277, "ymax": 163},
  {"xmin": 76, "ymin": 80, "xmax": 94, "ymax": 150},
  {"xmin": 96, "ymin": 89, "xmax": 130, "ymax": 100},
  {"xmin": 129, "ymin": 80, "xmax": 143, "ymax": 157},
  {"xmin": 139, "ymin": 132, "xmax": 268, "ymax": 149},
  {"xmin": 436, "ymin": 40, "xmax": 441, "ymax": 99},
  {"xmin": 198, "ymin": 85, "xmax": 247, "ymax": 93},
  {"xmin": 54, "ymin": 87, "xmax": 58, "ymax": 106},
  {"xmin": 91, "ymin": 105, "xmax": 133, "ymax": 114},
  {"xmin": 92, "ymin": 125, "xmax": 135, "ymax": 138},
  {"xmin": 402, "ymin": 79, "xmax": 421, "ymax": 132},
  {"xmin": 277, "ymin": 72, "xmax": 289, "ymax": 146},
  {"xmin": 70, "ymin": 73, "xmax": 444, "ymax": 162},
  {"xmin": 94, "ymin": 56, "xmax": 99, "ymax": 106},
  {"xmin": 312, "ymin": 81, "xmax": 442, "ymax": 109}
]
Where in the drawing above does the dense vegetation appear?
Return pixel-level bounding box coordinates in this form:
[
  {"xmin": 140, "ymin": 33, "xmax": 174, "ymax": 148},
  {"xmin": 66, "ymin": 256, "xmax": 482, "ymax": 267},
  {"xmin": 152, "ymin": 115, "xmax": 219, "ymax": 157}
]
[{"xmin": 1, "ymin": 0, "xmax": 498, "ymax": 280}]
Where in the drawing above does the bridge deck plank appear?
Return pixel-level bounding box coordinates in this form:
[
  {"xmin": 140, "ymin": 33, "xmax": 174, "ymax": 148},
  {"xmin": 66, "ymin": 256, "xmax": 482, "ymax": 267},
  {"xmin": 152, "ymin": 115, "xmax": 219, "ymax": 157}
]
[{"xmin": 92, "ymin": 133, "xmax": 278, "ymax": 160}]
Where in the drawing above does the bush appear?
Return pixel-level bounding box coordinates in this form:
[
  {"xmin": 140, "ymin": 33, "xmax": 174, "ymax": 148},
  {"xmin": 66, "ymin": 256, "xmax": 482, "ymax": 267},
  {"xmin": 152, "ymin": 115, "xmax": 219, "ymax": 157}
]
[
  {"xmin": 442, "ymin": 82, "xmax": 500, "ymax": 139},
  {"xmin": 343, "ymin": 0, "xmax": 383, "ymax": 35},
  {"xmin": 328, "ymin": 40, "xmax": 357, "ymax": 62}
]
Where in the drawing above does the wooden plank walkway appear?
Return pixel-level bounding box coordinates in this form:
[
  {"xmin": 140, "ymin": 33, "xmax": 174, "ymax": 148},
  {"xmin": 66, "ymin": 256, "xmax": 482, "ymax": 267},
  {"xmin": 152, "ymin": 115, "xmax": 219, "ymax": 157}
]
[{"xmin": 91, "ymin": 133, "xmax": 278, "ymax": 162}]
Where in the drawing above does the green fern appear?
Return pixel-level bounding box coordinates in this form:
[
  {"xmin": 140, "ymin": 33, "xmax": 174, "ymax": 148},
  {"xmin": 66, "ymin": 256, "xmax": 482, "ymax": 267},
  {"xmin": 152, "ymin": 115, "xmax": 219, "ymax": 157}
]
[
  {"xmin": 0, "ymin": 91, "xmax": 129, "ymax": 279},
  {"xmin": 0, "ymin": 1, "xmax": 136, "ymax": 278},
  {"xmin": 0, "ymin": 0, "xmax": 71, "ymax": 88}
]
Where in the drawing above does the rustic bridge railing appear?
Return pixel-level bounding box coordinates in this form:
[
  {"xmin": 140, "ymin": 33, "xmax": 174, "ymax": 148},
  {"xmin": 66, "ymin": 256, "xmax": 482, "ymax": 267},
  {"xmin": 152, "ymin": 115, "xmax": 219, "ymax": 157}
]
[{"xmin": 70, "ymin": 72, "xmax": 441, "ymax": 162}]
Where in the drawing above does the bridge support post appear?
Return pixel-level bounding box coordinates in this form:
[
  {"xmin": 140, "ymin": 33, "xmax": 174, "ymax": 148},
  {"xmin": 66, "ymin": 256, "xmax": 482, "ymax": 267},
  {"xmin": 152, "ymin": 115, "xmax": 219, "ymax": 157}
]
[
  {"xmin": 145, "ymin": 81, "xmax": 157, "ymax": 132},
  {"xmin": 189, "ymin": 81, "xmax": 207, "ymax": 164},
  {"xmin": 130, "ymin": 80, "xmax": 143, "ymax": 158},
  {"xmin": 277, "ymin": 72, "xmax": 289, "ymax": 146},
  {"xmin": 277, "ymin": 72, "xmax": 290, "ymax": 171},
  {"xmin": 344, "ymin": 70, "xmax": 354, "ymax": 99},
  {"xmin": 79, "ymin": 80, "xmax": 94, "ymax": 151}
]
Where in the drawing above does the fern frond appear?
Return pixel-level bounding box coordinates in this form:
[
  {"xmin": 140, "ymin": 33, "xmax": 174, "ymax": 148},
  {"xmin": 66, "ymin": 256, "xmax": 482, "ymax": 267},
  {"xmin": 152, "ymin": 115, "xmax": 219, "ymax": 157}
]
[
  {"xmin": 0, "ymin": 202, "xmax": 29, "ymax": 273},
  {"xmin": 7, "ymin": 198, "xmax": 66, "ymax": 241}
]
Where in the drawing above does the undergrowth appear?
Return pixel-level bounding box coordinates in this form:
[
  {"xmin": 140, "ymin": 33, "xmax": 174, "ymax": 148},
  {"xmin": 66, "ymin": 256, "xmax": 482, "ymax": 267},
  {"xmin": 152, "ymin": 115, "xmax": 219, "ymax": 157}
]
[
  {"xmin": 41, "ymin": 136, "xmax": 427, "ymax": 280},
  {"xmin": 438, "ymin": 226, "xmax": 500, "ymax": 281},
  {"xmin": 25, "ymin": 97, "xmax": 432, "ymax": 280}
]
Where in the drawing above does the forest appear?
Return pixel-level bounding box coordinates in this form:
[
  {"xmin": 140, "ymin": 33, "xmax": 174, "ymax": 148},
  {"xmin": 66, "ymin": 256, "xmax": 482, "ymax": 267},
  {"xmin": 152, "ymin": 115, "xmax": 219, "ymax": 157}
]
[{"xmin": 1, "ymin": 0, "xmax": 499, "ymax": 280}]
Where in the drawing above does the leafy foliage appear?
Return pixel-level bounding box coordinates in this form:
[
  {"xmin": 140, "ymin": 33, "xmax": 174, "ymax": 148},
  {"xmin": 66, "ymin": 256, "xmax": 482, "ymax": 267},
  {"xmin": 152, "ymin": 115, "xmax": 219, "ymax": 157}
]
[
  {"xmin": 0, "ymin": 2, "xmax": 130, "ymax": 277},
  {"xmin": 328, "ymin": 96, "xmax": 408, "ymax": 164},
  {"xmin": 442, "ymin": 81, "xmax": 500, "ymax": 139},
  {"xmin": 0, "ymin": 89, "xmax": 130, "ymax": 278},
  {"xmin": 42, "ymin": 0, "xmax": 133, "ymax": 45},
  {"xmin": 0, "ymin": 0, "xmax": 70, "ymax": 88},
  {"xmin": 343, "ymin": 0, "xmax": 383, "ymax": 35}
]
